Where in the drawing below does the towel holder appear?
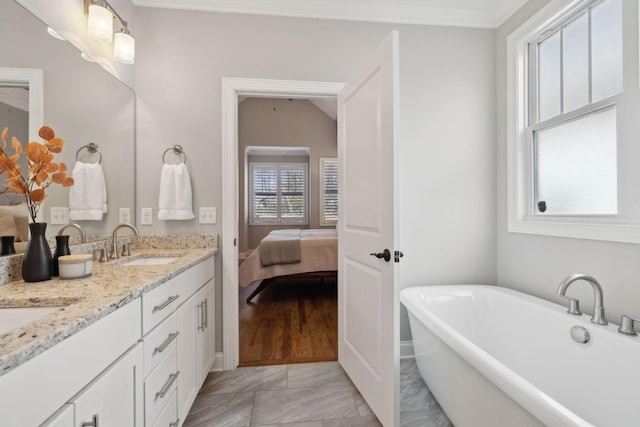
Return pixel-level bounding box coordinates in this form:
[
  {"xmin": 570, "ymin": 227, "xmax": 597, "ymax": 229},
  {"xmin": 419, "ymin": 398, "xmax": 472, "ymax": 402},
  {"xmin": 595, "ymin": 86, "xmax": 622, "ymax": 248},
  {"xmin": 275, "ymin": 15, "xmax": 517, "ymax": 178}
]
[
  {"xmin": 75, "ymin": 143, "xmax": 102, "ymax": 164},
  {"xmin": 162, "ymin": 145, "xmax": 187, "ymax": 165}
]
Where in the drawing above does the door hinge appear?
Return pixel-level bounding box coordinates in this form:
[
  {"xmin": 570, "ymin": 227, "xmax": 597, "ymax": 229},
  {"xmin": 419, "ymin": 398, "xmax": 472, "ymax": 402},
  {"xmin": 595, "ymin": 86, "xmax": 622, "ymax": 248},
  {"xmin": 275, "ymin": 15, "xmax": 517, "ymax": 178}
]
[{"xmin": 394, "ymin": 250, "xmax": 404, "ymax": 263}]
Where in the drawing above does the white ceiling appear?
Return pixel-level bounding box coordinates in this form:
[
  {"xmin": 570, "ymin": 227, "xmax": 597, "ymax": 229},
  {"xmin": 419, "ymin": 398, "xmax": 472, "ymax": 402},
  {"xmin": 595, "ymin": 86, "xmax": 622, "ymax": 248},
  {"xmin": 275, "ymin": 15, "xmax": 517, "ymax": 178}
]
[{"xmin": 132, "ymin": 0, "xmax": 527, "ymax": 29}]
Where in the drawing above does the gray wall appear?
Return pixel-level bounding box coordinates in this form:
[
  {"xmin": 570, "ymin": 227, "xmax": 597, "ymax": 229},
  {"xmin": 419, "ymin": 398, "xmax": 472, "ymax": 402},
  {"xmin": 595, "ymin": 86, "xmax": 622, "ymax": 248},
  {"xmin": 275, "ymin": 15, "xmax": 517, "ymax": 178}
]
[
  {"xmin": 135, "ymin": 10, "xmax": 497, "ymax": 350},
  {"xmin": 238, "ymin": 98, "xmax": 337, "ymax": 252},
  {"xmin": 496, "ymin": 0, "xmax": 640, "ymax": 323}
]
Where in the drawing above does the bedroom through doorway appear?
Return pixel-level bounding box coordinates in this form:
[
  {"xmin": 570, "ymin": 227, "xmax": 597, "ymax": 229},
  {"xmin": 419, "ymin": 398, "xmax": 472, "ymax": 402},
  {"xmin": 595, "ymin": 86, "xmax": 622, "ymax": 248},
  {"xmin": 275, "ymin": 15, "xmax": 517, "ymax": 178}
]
[{"xmin": 236, "ymin": 96, "xmax": 339, "ymax": 367}]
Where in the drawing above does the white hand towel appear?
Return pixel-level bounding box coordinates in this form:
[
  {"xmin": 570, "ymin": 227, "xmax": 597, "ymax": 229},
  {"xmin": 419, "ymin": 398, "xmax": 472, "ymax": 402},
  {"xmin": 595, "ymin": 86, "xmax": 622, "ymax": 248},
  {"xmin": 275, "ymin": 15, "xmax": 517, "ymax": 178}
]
[
  {"xmin": 69, "ymin": 161, "xmax": 108, "ymax": 221},
  {"xmin": 158, "ymin": 163, "xmax": 194, "ymax": 220}
]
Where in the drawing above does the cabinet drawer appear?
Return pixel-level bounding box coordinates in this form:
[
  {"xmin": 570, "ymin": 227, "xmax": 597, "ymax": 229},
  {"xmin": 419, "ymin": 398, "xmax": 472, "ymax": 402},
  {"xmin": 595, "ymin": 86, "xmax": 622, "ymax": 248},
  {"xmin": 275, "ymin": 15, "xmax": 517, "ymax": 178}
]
[
  {"xmin": 142, "ymin": 277, "xmax": 182, "ymax": 335},
  {"xmin": 175, "ymin": 257, "xmax": 215, "ymax": 303},
  {"xmin": 152, "ymin": 388, "xmax": 179, "ymax": 427},
  {"xmin": 143, "ymin": 312, "xmax": 178, "ymax": 377},
  {"xmin": 145, "ymin": 346, "xmax": 179, "ymax": 425}
]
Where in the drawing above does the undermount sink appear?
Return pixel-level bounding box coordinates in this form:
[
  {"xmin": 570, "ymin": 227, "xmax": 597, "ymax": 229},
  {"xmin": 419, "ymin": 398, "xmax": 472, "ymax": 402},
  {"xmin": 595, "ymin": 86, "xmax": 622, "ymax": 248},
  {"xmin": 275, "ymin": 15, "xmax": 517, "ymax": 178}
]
[
  {"xmin": 0, "ymin": 297, "xmax": 80, "ymax": 335},
  {"xmin": 0, "ymin": 306, "xmax": 63, "ymax": 335},
  {"xmin": 120, "ymin": 256, "xmax": 180, "ymax": 266}
]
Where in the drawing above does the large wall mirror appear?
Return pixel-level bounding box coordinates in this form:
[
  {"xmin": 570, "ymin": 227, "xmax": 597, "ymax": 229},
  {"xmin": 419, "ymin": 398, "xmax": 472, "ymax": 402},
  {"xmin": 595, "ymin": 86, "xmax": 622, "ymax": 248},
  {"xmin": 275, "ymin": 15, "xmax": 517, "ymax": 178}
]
[{"xmin": 0, "ymin": 1, "xmax": 135, "ymax": 246}]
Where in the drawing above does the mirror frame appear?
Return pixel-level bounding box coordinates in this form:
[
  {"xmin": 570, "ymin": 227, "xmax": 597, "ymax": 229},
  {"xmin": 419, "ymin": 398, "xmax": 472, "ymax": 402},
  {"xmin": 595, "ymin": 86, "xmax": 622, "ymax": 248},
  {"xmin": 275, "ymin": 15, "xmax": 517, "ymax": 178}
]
[
  {"xmin": 0, "ymin": 67, "xmax": 45, "ymax": 222},
  {"xmin": 0, "ymin": 68, "xmax": 43, "ymax": 145}
]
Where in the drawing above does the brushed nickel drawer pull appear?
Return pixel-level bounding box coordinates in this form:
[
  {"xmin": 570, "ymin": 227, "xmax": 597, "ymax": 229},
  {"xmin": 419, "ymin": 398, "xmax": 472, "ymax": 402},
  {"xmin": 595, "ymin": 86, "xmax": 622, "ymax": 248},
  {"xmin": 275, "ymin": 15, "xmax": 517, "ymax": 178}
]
[
  {"xmin": 197, "ymin": 302, "xmax": 204, "ymax": 331},
  {"xmin": 153, "ymin": 331, "xmax": 179, "ymax": 355},
  {"xmin": 81, "ymin": 414, "xmax": 99, "ymax": 427},
  {"xmin": 203, "ymin": 298, "xmax": 208, "ymax": 328},
  {"xmin": 153, "ymin": 295, "xmax": 179, "ymax": 312},
  {"xmin": 155, "ymin": 371, "xmax": 180, "ymax": 400}
]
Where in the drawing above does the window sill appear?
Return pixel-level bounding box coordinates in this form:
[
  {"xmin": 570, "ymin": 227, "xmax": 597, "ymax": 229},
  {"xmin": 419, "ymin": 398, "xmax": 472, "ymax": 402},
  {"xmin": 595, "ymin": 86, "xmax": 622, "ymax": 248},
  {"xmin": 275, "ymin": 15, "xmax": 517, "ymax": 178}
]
[{"xmin": 508, "ymin": 217, "xmax": 640, "ymax": 244}]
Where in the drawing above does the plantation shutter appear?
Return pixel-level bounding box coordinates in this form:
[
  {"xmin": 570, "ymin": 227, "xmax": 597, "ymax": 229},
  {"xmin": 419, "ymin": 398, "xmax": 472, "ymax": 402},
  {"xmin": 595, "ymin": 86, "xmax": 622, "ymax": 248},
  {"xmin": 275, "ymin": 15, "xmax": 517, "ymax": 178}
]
[
  {"xmin": 252, "ymin": 165, "xmax": 277, "ymax": 220},
  {"xmin": 249, "ymin": 162, "xmax": 308, "ymax": 225},
  {"xmin": 321, "ymin": 158, "xmax": 338, "ymax": 224}
]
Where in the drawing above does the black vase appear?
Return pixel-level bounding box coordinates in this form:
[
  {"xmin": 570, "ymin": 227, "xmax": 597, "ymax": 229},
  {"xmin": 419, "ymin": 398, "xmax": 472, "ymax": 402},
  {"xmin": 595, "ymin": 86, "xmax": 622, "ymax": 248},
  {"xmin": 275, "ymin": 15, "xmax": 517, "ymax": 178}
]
[
  {"xmin": 0, "ymin": 235, "xmax": 16, "ymax": 255},
  {"xmin": 52, "ymin": 235, "xmax": 71, "ymax": 276},
  {"xmin": 22, "ymin": 222, "xmax": 52, "ymax": 282}
]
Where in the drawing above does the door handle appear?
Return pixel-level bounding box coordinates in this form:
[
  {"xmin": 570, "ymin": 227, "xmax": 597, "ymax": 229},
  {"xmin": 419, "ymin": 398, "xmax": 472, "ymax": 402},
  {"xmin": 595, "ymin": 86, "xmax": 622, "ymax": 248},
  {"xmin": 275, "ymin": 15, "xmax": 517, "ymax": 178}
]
[{"xmin": 370, "ymin": 249, "xmax": 391, "ymax": 262}]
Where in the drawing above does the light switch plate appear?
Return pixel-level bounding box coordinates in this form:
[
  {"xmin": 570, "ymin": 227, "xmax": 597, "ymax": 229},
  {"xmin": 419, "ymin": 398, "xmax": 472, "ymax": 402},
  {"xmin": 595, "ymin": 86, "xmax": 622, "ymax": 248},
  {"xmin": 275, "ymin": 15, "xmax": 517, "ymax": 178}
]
[
  {"xmin": 119, "ymin": 207, "xmax": 131, "ymax": 224},
  {"xmin": 199, "ymin": 207, "xmax": 216, "ymax": 224},
  {"xmin": 50, "ymin": 207, "xmax": 69, "ymax": 225},
  {"xmin": 141, "ymin": 208, "xmax": 153, "ymax": 225}
]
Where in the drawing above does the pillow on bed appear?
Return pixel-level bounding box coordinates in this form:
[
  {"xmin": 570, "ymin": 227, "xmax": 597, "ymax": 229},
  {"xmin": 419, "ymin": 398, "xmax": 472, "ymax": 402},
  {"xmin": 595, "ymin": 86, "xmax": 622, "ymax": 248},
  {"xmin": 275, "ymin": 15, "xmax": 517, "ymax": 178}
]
[
  {"xmin": 13, "ymin": 214, "xmax": 29, "ymax": 241},
  {"xmin": 0, "ymin": 204, "xmax": 29, "ymax": 241},
  {"xmin": 0, "ymin": 210, "xmax": 19, "ymax": 240}
]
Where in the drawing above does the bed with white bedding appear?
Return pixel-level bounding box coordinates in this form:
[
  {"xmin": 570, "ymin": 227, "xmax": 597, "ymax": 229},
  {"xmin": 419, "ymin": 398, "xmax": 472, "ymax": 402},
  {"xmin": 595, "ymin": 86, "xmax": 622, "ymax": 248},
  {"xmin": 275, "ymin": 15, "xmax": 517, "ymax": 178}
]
[{"xmin": 239, "ymin": 228, "xmax": 338, "ymax": 302}]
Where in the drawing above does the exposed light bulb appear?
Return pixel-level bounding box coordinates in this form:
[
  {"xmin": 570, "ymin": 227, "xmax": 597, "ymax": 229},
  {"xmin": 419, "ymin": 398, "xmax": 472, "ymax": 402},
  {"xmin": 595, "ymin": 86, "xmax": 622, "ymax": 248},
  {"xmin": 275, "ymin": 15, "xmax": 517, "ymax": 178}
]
[{"xmin": 87, "ymin": 4, "xmax": 113, "ymax": 43}]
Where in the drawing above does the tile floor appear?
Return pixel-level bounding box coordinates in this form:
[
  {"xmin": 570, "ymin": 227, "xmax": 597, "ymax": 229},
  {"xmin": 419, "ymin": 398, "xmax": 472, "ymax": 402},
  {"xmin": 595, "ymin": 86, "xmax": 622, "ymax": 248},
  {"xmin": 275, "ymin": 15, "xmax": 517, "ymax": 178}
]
[{"xmin": 184, "ymin": 359, "xmax": 453, "ymax": 427}]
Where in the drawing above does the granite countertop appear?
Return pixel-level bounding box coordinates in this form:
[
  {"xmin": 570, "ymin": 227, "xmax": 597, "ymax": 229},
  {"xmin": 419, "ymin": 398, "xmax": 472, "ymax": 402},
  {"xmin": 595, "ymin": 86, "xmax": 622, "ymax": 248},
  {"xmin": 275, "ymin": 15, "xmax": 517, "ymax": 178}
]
[{"xmin": 0, "ymin": 246, "xmax": 218, "ymax": 377}]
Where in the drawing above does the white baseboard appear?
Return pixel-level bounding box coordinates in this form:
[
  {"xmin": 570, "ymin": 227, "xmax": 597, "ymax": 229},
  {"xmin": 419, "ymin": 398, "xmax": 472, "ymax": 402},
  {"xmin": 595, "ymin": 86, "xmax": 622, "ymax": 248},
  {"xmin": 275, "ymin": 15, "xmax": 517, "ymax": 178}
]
[
  {"xmin": 211, "ymin": 352, "xmax": 225, "ymax": 371},
  {"xmin": 400, "ymin": 340, "xmax": 414, "ymax": 359}
]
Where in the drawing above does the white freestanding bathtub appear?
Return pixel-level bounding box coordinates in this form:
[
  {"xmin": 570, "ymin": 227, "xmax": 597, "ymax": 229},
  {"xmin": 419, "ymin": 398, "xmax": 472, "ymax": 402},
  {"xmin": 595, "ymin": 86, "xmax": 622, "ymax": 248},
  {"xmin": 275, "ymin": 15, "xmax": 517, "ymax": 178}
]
[{"xmin": 400, "ymin": 285, "xmax": 640, "ymax": 427}]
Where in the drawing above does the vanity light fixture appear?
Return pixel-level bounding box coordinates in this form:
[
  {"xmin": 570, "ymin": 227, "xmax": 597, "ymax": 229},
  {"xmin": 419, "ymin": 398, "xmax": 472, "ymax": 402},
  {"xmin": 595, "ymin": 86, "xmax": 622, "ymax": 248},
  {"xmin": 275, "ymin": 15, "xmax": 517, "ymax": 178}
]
[
  {"xmin": 86, "ymin": 1, "xmax": 113, "ymax": 43},
  {"xmin": 113, "ymin": 29, "xmax": 135, "ymax": 64},
  {"xmin": 84, "ymin": 0, "xmax": 135, "ymax": 64}
]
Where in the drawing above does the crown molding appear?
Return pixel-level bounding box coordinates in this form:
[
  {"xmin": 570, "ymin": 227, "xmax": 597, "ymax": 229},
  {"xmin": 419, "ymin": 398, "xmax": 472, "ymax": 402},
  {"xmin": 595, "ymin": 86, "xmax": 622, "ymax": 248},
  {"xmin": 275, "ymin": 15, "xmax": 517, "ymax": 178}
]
[{"xmin": 132, "ymin": 0, "xmax": 528, "ymax": 29}]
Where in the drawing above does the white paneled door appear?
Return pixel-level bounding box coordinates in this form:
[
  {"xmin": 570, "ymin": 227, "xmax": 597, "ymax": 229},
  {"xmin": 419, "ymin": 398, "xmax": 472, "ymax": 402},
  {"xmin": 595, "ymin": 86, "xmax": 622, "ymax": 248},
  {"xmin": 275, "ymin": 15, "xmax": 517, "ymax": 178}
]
[{"xmin": 337, "ymin": 31, "xmax": 400, "ymax": 427}]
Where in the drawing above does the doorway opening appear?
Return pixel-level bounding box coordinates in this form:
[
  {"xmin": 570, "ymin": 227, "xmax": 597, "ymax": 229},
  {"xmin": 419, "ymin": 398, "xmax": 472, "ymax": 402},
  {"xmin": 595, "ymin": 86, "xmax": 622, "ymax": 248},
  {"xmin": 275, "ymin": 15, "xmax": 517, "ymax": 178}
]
[
  {"xmin": 221, "ymin": 78, "xmax": 344, "ymax": 371},
  {"xmin": 236, "ymin": 97, "xmax": 339, "ymax": 366}
]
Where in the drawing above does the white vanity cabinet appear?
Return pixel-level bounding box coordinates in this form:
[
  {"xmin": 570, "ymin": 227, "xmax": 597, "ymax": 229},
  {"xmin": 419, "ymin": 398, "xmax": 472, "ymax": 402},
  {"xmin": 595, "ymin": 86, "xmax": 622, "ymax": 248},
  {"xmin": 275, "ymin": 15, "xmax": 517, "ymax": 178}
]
[
  {"xmin": 142, "ymin": 257, "xmax": 215, "ymax": 426},
  {"xmin": 0, "ymin": 253, "xmax": 215, "ymax": 427},
  {"xmin": 196, "ymin": 280, "xmax": 215, "ymax": 381},
  {"xmin": 42, "ymin": 343, "xmax": 144, "ymax": 427},
  {"xmin": 41, "ymin": 405, "xmax": 74, "ymax": 427},
  {"xmin": 0, "ymin": 299, "xmax": 142, "ymax": 426},
  {"xmin": 176, "ymin": 278, "xmax": 214, "ymax": 424},
  {"xmin": 72, "ymin": 343, "xmax": 144, "ymax": 427}
]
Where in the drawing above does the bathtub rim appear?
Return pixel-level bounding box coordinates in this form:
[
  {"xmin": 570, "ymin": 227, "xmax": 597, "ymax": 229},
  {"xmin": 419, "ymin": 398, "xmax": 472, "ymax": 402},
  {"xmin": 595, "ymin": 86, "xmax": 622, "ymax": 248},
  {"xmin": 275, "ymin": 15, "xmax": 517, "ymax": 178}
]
[{"xmin": 400, "ymin": 284, "xmax": 598, "ymax": 427}]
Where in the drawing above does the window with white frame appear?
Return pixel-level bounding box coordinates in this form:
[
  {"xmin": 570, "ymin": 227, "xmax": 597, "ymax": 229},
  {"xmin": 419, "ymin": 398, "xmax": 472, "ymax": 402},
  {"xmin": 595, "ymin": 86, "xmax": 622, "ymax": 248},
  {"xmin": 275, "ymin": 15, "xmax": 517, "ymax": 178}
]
[
  {"xmin": 506, "ymin": 0, "xmax": 640, "ymax": 243},
  {"xmin": 249, "ymin": 162, "xmax": 308, "ymax": 225},
  {"xmin": 320, "ymin": 157, "xmax": 338, "ymax": 225},
  {"xmin": 530, "ymin": 0, "xmax": 621, "ymax": 216}
]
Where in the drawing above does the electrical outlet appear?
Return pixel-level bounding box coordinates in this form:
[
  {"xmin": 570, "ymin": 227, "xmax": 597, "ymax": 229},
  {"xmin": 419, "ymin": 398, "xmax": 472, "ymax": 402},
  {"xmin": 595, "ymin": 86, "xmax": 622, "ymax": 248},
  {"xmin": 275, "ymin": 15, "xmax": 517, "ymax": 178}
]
[
  {"xmin": 199, "ymin": 207, "xmax": 216, "ymax": 224},
  {"xmin": 119, "ymin": 207, "xmax": 131, "ymax": 224},
  {"xmin": 50, "ymin": 207, "xmax": 69, "ymax": 225},
  {"xmin": 141, "ymin": 208, "xmax": 153, "ymax": 225}
]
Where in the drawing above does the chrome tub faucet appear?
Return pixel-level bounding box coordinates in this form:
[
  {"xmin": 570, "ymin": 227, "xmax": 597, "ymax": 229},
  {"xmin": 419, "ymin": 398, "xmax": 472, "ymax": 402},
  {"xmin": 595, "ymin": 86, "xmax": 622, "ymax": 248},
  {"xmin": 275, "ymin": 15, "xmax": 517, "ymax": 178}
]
[
  {"xmin": 618, "ymin": 314, "xmax": 640, "ymax": 336},
  {"xmin": 557, "ymin": 273, "xmax": 608, "ymax": 325}
]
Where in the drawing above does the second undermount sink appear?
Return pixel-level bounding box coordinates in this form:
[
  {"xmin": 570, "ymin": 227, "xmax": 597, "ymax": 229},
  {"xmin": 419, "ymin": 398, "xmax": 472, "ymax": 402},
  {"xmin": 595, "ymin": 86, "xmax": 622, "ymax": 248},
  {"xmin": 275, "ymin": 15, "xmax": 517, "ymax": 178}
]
[
  {"xmin": 120, "ymin": 256, "xmax": 180, "ymax": 266},
  {"xmin": 0, "ymin": 306, "xmax": 63, "ymax": 335},
  {"xmin": 0, "ymin": 297, "xmax": 80, "ymax": 334}
]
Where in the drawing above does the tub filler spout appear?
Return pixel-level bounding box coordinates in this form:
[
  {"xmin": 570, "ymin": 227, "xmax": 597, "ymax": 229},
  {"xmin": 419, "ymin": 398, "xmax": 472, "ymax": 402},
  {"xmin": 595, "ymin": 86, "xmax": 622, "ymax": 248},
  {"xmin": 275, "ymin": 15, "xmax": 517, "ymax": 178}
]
[{"xmin": 557, "ymin": 273, "xmax": 607, "ymax": 325}]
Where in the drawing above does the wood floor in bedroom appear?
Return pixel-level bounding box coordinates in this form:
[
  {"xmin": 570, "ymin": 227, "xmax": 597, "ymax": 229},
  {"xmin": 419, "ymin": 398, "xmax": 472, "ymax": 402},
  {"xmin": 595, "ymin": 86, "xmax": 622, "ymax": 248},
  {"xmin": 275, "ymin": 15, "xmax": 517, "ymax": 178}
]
[{"xmin": 239, "ymin": 276, "xmax": 338, "ymax": 366}]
